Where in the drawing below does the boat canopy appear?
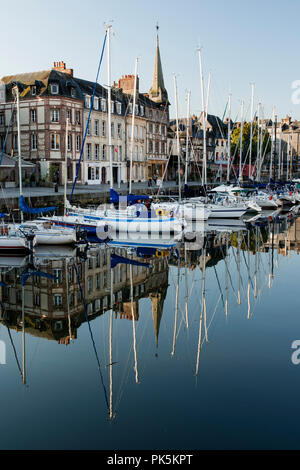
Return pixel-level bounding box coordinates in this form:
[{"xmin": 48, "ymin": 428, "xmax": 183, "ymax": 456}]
[
  {"xmin": 19, "ymin": 196, "xmax": 56, "ymax": 214},
  {"xmin": 110, "ymin": 188, "xmax": 150, "ymax": 205}
]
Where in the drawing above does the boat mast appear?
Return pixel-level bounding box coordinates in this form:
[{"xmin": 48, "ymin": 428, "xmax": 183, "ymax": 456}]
[
  {"xmin": 107, "ymin": 24, "xmax": 113, "ymax": 190},
  {"xmin": 109, "ymin": 250, "xmax": 114, "ymax": 420},
  {"xmin": 21, "ymin": 284, "xmax": 26, "ymax": 384},
  {"xmin": 270, "ymin": 107, "xmax": 275, "ymax": 182},
  {"xmin": 249, "ymin": 84, "xmax": 255, "ymax": 180},
  {"xmin": 64, "ymin": 118, "xmax": 69, "ymax": 217},
  {"xmin": 173, "ymin": 75, "xmax": 181, "ymax": 203},
  {"xmin": 14, "ymin": 86, "xmax": 24, "ymax": 223},
  {"xmin": 171, "ymin": 254, "xmax": 180, "ymax": 356},
  {"xmin": 198, "ymin": 48, "xmax": 207, "ymax": 186},
  {"xmin": 287, "ymin": 134, "xmax": 290, "ymax": 181},
  {"xmin": 185, "ymin": 90, "xmax": 191, "ymax": 185},
  {"xmin": 239, "ymin": 100, "xmax": 244, "ymax": 183},
  {"xmin": 255, "ymin": 102, "xmax": 260, "ymax": 181},
  {"xmin": 226, "ymin": 93, "xmax": 231, "ymax": 183},
  {"xmin": 278, "ymin": 124, "xmax": 282, "ymax": 180},
  {"xmin": 129, "ymin": 58, "xmax": 138, "ymax": 194}
]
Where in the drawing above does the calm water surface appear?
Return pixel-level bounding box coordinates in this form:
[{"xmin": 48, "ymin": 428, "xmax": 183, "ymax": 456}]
[{"xmin": 1, "ymin": 214, "xmax": 300, "ymax": 450}]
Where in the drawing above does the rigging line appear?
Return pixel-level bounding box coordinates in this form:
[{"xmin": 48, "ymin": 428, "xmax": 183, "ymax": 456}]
[
  {"xmin": 73, "ymin": 262, "xmax": 109, "ymax": 413},
  {"xmin": 231, "ymin": 246, "xmax": 247, "ymax": 298},
  {"xmin": 218, "ymin": 243, "xmax": 238, "ymax": 299},
  {"xmin": 0, "ymin": 301, "xmax": 22, "ymax": 377},
  {"xmin": 70, "ymin": 31, "xmax": 107, "ymax": 203},
  {"xmin": 201, "ymin": 293, "xmax": 222, "ymax": 347},
  {"xmin": 213, "ymin": 265, "xmax": 225, "ymax": 308}
]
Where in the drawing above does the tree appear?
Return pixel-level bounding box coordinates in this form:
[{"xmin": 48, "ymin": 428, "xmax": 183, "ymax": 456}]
[{"xmin": 231, "ymin": 122, "xmax": 271, "ymax": 166}]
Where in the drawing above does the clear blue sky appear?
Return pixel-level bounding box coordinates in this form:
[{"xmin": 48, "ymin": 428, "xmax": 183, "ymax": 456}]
[{"xmin": 1, "ymin": 0, "xmax": 299, "ymax": 123}]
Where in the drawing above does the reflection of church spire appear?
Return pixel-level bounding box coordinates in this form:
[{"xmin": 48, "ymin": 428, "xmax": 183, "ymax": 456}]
[
  {"xmin": 149, "ymin": 24, "xmax": 168, "ymax": 104},
  {"xmin": 150, "ymin": 285, "xmax": 167, "ymax": 349}
]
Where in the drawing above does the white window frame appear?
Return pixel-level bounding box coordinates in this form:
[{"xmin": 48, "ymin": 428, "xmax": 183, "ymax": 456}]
[{"xmin": 51, "ymin": 83, "xmax": 59, "ymax": 95}]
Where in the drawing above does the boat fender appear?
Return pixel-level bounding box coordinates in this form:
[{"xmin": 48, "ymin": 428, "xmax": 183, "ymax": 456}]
[
  {"xmin": 269, "ymin": 195, "xmax": 273, "ymax": 200},
  {"xmin": 156, "ymin": 209, "xmax": 164, "ymax": 217}
]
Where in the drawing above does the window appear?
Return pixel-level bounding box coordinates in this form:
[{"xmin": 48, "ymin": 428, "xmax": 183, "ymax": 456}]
[
  {"xmin": 155, "ymin": 141, "xmax": 159, "ymax": 154},
  {"xmin": 31, "ymin": 133, "xmax": 37, "ymax": 150},
  {"xmin": 30, "ymin": 109, "xmax": 36, "ymax": 122},
  {"xmin": 96, "ymin": 273, "xmax": 100, "ymax": 289},
  {"xmin": 148, "ymin": 109, "xmax": 153, "ymax": 118},
  {"xmin": 51, "ymin": 83, "xmax": 59, "ymax": 94},
  {"xmin": 67, "ymin": 134, "xmax": 72, "ymax": 151},
  {"xmin": 53, "ymin": 294, "xmax": 63, "ymax": 307},
  {"xmin": 88, "ymin": 257, "xmax": 93, "ymax": 269},
  {"xmin": 51, "ymin": 109, "xmax": 60, "ymax": 123},
  {"xmin": 101, "ymin": 99, "xmax": 106, "ymax": 112},
  {"xmin": 31, "ymin": 86, "xmax": 36, "ymax": 96},
  {"xmin": 54, "ymin": 269, "xmax": 63, "ymax": 284},
  {"xmin": 95, "ymin": 120, "xmax": 99, "ymax": 136},
  {"xmin": 67, "ymin": 109, "xmax": 71, "ymax": 122},
  {"xmin": 75, "ymin": 111, "xmax": 80, "ymax": 124},
  {"xmin": 95, "ymin": 144, "xmax": 99, "ymax": 160},
  {"xmin": 148, "ymin": 123, "xmax": 153, "ymax": 133},
  {"xmin": 134, "ymin": 145, "xmax": 138, "ymax": 160},
  {"xmin": 71, "ymin": 87, "xmax": 76, "ymax": 98},
  {"xmin": 117, "ymin": 123, "xmax": 122, "ymax": 139},
  {"xmin": 161, "ymin": 142, "xmax": 165, "ymax": 154},
  {"xmin": 14, "ymin": 134, "xmax": 18, "ymax": 150},
  {"xmin": 0, "ymin": 113, "xmax": 4, "ymax": 126},
  {"xmin": 161, "ymin": 125, "xmax": 165, "ymax": 136},
  {"xmin": 111, "ymin": 101, "xmax": 114, "ymax": 113},
  {"xmin": 140, "ymin": 105, "xmax": 144, "ymax": 116},
  {"xmin": 88, "ymin": 276, "xmax": 93, "ymax": 293},
  {"xmin": 102, "ymin": 145, "xmax": 106, "ymax": 160},
  {"xmin": 111, "ymin": 122, "xmax": 114, "ymax": 138},
  {"xmin": 94, "ymin": 97, "xmax": 99, "ymax": 110},
  {"xmin": 116, "ymin": 102, "xmax": 122, "ymax": 115},
  {"xmin": 128, "ymin": 103, "xmax": 133, "ymax": 114},
  {"xmin": 95, "ymin": 167, "xmax": 99, "ymax": 179},
  {"xmin": 155, "ymin": 124, "xmax": 159, "ymax": 134},
  {"xmin": 87, "ymin": 143, "xmax": 91, "ymax": 160},
  {"xmin": 51, "ymin": 133, "xmax": 60, "ymax": 150},
  {"xmin": 148, "ymin": 140, "xmax": 153, "ymax": 153},
  {"xmin": 76, "ymin": 135, "xmax": 81, "ymax": 151},
  {"xmin": 119, "ymin": 145, "xmax": 122, "ymax": 161},
  {"xmin": 140, "ymin": 146, "xmax": 143, "ymax": 161},
  {"xmin": 135, "ymin": 104, "xmax": 139, "ymax": 115},
  {"xmin": 86, "ymin": 119, "xmax": 91, "ymax": 136},
  {"xmin": 85, "ymin": 95, "xmax": 91, "ymax": 108},
  {"xmin": 34, "ymin": 293, "xmax": 40, "ymax": 306},
  {"xmin": 134, "ymin": 125, "xmax": 138, "ymax": 139},
  {"xmin": 139, "ymin": 127, "xmax": 143, "ymax": 139},
  {"xmin": 102, "ymin": 121, "xmax": 106, "ymax": 137}
]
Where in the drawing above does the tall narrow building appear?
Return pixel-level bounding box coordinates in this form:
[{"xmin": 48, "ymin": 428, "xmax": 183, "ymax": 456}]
[{"xmin": 149, "ymin": 27, "xmax": 168, "ymax": 105}]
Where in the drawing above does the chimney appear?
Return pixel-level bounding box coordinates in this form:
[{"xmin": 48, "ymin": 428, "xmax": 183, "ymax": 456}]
[
  {"xmin": 116, "ymin": 74, "xmax": 139, "ymax": 96},
  {"xmin": 52, "ymin": 61, "xmax": 73, "ymax": 77}
]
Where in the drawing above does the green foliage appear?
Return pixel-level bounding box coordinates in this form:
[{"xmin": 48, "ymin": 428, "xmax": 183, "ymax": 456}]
[{"xmin": 231, "ymin": 122, "xmax": 271, "ymax": 164}]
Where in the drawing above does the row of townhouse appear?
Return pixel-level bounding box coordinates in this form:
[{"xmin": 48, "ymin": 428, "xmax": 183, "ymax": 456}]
[
  {"xmin": 0, "ymin": 245, "xmax": 169, "ymax": 345},
  {"xmin": 0, "ymin": 32, "xmax": 169, "ymax": 186}
]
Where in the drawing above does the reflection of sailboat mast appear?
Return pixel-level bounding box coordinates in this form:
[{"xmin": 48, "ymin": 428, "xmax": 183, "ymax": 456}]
[
  {"xmin": 225, "ymin": 235, "xmax": 229, "ymax": 317},
  {"xmin": 21, "ymin": 284, "xmax": 26, "ymax": 384},
  {"xmin": 171, "ymin": 256, "xmax": 180, "ymax": 357},
  {"xmin": 65, "ymin": 260, "xmax": 72, "ymax": 342},
  {"xmin": 195, "ymin": 243, "xmax": 207, "ymax": 376},
  {"xmin": 130, "ymin": 263, "xmax": 139, "ymax": 384},
  {"xmin": 237, "ymin": 231, "xmax": 241, "ymax": 305},
  {"xmin": 109, "ymin": 251, "xmax": 114, "ymax": 420},
  {"xmin": 254, "ymin": 226, "xmax": 258, "ymax": 298},
  {"xmin": 184, "ymin": 243, "xmax": 189, "ymax": 329},
  {"xmin": 247, "ymin": 230, "xmax": 251, "ymax": 319}
]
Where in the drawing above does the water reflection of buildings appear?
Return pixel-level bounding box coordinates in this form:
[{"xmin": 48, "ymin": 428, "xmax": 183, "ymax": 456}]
[{"xmin": 0, "ymin": 247, "xmax": 169, "ymax": 345}]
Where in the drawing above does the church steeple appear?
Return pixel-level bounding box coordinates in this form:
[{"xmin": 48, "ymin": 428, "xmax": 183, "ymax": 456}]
[{"xmin": 149, "ymin": 25, "xmax": 168, "ymax": 104}]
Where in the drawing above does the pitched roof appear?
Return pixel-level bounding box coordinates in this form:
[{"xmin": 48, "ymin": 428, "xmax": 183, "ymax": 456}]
[{"xmin": 149, "ymin": 33, "xmax": 168, "ymax": 104}]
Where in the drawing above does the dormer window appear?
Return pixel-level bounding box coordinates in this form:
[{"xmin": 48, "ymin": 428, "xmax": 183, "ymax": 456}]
[
  {"xmin": 101, "ymin": 99, "xmax": 106, "ymax": 112},
  {"xmin": 140, "ymin": 105, "xmax": 144, "ymax": 116},
  {"xmin": 128, "ymin": 103, "xmax": 133, "ymax": 114},
  {"xmin": 93, "ymin": 97, "xmax": 99, "ymax": 110},
  {"xmin": 31, "ymin": 86, "xmax": 37, "ymax": 96},
  {"xmin": 111, "ymin": 101, "xmax": 114, "ymax": 113},
  {"xmin": 51, "ymin": 83, "xmax": 59, "ymax": 94},
  {"xmin": 85, "ymin": 95, "xmax": 91, "ymax": 109},
  {"xmin": 116, "ymin": 102, "xmax": 122, "ymax": 115},
  {"xmin": 71, "ymin": 87, "xmax": 76, "ymax": 98},
  {"xmin": 135, "ymin": 104, "xmax": 139, "ymax": 115}
]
